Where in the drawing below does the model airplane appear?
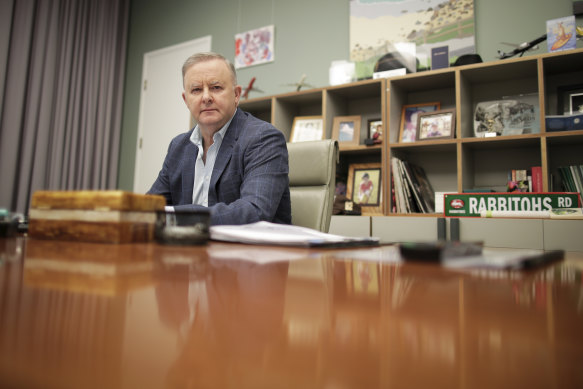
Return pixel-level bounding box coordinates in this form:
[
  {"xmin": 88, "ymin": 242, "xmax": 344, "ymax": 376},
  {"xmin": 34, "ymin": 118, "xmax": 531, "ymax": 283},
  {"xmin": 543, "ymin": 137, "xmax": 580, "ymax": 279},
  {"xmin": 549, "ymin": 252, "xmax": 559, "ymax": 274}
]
[
  {"xmin": 241, "ymin": 77, "xmax": 263, "ymax": 99},
  {"xmin": 498, "ymin": 27, "xmax": 583, "ymax": 59},
  {"xmin": 284, "ymin": 74, "xmax": 314, "ymax": 92},
  {"xmin": 497, "ymin": 33, "xmax": 547, "ymax": 59}
]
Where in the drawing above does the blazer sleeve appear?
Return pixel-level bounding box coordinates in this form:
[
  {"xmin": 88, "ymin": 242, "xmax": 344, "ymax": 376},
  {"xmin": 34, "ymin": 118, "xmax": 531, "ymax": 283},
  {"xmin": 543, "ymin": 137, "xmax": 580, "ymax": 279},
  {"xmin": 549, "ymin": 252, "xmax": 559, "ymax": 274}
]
[{"xmin": 147, "ymin": 132, "xmax": 195, "ymax": 205}]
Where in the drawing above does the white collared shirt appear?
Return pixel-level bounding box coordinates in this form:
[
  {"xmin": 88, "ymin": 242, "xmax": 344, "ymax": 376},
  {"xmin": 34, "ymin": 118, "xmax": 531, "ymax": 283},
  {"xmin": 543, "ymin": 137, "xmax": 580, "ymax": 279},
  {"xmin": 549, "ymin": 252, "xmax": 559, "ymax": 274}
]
[{"xmin": 190, "ymin": 114, "xmax": 234, "ymax": 206}]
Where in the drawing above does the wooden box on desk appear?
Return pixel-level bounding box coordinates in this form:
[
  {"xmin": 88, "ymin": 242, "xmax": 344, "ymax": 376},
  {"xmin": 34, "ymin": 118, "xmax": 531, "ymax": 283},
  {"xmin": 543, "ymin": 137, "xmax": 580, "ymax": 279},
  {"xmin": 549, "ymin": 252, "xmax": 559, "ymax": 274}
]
[{"xmin": 28, "ymin": 190, "xmax": 166, "ymax": 243}]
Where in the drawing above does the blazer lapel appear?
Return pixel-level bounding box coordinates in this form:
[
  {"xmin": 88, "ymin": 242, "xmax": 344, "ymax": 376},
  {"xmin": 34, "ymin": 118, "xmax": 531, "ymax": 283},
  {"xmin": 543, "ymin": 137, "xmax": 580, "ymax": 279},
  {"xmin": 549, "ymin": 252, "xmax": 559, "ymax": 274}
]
[{"xmin": 211, "ymin": 109, "xmax": 242, "ymax": 187}]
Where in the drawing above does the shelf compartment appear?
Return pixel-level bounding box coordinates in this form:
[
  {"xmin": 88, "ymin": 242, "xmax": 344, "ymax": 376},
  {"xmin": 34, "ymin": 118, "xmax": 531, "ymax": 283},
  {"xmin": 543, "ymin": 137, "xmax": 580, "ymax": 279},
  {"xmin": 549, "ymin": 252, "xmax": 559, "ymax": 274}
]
[
  {"xmin": 336, "ymin": 151, "xmax": 383, "ymax": 213},
  {"xmin": 460, "ymin": 137, "xmax": 543, "ymax": 192},
  {"xmin": 542, "ymin": 49, "xmax": 583, "ymax": 116},
  {"xmin": 272, "ymin": 90, "xmax": 324, "ymax": 140},
  {"xmin": 389, "ymin": 143, "xmax": 458, "ymax": 215},
  {"xmin": 239, "ymin": 96, "xmax": 273, "ymax": 124},
  {"xmin": 458, "ymin": 58, "xmax": 540, "ymax": 139},
  {"xmin": 545, "ymin": 133, "xmax": 583, "ymax": 193},
  {"xmin": 388, "ymin": 71, "xmax": 456, "ymax": 144},
  {"xmin": 542, "ymin": 49, "xmax": 583, "ymax": 76},
  {"xmin": 326, "ymin": 79, "xmax": 384, "ymax": 145},
  {"xmin": 338, "ymin": 150, "xmax": 382, "ymax": 174}
]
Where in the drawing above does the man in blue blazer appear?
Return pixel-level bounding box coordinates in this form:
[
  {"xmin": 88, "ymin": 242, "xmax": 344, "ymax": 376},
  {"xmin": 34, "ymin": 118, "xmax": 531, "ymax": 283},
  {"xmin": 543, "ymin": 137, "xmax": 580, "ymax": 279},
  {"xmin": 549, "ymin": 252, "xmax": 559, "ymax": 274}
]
[{"xmin": 148, "ymin": 52, "xmax": 291, "ymax": 226}]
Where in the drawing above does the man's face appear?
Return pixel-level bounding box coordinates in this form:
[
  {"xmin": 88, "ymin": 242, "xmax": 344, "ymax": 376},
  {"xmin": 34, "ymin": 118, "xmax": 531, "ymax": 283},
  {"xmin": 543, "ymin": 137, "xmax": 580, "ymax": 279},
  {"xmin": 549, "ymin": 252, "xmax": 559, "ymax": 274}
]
[{"xmin": 182, "ymin": 59, "xmax": 242, "ymax": 134}]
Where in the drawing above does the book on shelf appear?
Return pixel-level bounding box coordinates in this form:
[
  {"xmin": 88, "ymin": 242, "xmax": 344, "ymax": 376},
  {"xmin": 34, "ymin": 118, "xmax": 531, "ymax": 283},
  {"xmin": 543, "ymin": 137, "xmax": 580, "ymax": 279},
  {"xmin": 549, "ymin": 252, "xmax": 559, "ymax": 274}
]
[
  {"xmin": 390, "ymin": 172, "xmax": 397, "ymax": 213},
  {"xmin": 391, "ymin": 157, "xmax": 410, "ymax": 213},
  {"xmin": 531, "ymin": 166, "xmax": 543, "ymax": 192},
  {"xmin": 392, "ymin": 157, "xmax": 411, "ymax": 213},
  {"xmin": 558, "ymin": 165, "xmax": 583, "ymax": 199},
  {"xmin": 397, "ymin": 158, "xmax": 417, "ymax": 213},
  {"xmin": 409, "ymin": 162, "xmax": 436, "ymax": 212},
  {"xmin": 569, "ymin": 165, "xmax": 583, "ymax": 195},
  {"xmin": 391, "ymin": 157, "xmax": 408, "ymax": 213},
  {"xmin": 390, "ymin": 157, "xmax": 435, "ymax": 214},
  {"xmin": 401, "ymin": 160, "xmax": 426, "ymax": 213}
]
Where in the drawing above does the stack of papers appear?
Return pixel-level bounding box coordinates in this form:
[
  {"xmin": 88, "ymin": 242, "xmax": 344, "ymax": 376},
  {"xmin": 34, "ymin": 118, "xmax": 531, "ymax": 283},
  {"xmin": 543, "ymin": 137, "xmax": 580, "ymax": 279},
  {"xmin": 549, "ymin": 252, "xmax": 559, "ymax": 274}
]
[{"xmin": 210, "ymin": 221, "xmax": 379, "ymax": 248}]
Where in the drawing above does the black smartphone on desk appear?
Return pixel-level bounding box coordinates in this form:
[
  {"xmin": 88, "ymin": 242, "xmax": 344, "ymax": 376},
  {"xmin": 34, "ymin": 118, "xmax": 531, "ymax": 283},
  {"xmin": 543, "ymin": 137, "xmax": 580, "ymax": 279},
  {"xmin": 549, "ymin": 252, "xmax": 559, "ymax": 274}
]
[{"xmin": 399, "ymin": 241, "xmax": 483, "ymax": 262}]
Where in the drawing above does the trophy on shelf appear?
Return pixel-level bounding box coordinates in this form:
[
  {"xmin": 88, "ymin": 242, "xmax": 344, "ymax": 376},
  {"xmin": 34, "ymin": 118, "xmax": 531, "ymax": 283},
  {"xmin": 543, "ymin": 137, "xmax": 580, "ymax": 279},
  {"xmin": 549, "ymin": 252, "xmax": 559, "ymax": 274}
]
[{"xmin": 474, "ymin": 94, "xmax": 539, "ymax": 138}]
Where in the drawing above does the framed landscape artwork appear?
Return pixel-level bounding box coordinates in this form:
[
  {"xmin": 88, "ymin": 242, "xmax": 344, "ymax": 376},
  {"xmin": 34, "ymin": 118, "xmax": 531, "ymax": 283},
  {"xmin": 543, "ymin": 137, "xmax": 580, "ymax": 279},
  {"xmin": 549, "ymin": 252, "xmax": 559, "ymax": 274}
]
[{"xmin": 332, "ymin": 115, "xmax": 361, "ymax": 146}]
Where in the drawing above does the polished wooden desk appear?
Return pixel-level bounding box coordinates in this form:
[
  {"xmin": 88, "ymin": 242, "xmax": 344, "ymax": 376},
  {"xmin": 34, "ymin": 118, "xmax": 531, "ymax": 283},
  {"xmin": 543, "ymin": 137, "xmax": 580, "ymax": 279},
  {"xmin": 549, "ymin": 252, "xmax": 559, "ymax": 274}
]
[{"xmin": 1, "ymin": 236, "xmax": 582, "ymax": 389}]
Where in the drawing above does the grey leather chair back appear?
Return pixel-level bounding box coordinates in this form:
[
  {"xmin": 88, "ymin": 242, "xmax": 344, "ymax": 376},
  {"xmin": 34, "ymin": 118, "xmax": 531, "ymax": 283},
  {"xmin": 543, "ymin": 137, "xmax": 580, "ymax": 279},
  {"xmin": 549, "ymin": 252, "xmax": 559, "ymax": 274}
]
[{"xmin": 287, "ymin": 139, "xmax": 338, "ymax": 232}]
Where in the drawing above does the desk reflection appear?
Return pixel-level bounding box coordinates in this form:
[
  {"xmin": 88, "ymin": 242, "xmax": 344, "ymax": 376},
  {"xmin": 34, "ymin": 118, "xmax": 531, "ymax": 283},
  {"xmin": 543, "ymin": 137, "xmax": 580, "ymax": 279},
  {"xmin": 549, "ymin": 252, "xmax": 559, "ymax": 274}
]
[
  {"xmin": 0, "ymin": 238, "xmax": 129, "ymax": 388},
  {"xmin": 0, "ymin": 238, "xmax": 582, "ymax": 388},
  {"xmin": 157, "ymin": 258, "xmax": 289, "ymax": 388},
  {"xmin": 23, "ymin": 238, "xmax": 156, "ymax": 295}
]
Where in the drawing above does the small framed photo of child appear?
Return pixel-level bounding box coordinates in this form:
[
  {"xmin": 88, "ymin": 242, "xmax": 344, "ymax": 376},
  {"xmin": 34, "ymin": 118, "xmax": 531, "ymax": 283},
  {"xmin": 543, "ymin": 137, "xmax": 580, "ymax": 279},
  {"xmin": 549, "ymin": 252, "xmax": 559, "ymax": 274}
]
[{"xmin": 346, "ymin": 163, "xmax": 382, "ymax": 215}]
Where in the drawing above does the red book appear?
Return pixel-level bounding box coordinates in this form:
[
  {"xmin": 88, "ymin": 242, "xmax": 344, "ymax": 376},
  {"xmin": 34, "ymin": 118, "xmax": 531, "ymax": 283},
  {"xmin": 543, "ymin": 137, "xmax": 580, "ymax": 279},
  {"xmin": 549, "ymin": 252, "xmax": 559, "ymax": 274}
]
[{"xmin": 532, "ymin": 166, "xmax": 543, "ymax": 192}]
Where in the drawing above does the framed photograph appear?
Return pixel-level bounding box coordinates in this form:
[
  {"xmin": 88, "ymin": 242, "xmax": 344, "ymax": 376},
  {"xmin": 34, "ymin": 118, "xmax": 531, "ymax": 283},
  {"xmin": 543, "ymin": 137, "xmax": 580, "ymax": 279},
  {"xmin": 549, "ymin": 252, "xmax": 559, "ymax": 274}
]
[
  {"xmin": 399, "ymin": 102, "xmax": 440, "ymax": 143},
  {"xmin": 290, "ymin": 116, "xmax": 324, "ymax": 143},
  {"xmin": 367, "ymin": 118, "xmax": 383, "ymax": 140},
  {"xmin": 416, "ymin": 109, "xmax": 456, "ymax": 141},
  {"xmin": 570, "ymin": 92, "xmax": 583, "ymax": 114},
  {"xmin": 332, "ymin": 115, "xmax": 361, "ymax": 146},
  {"xmin": 557, "ymin": 84, "xmax": 583, "ymax": 115},
  {"xmin": 346, "ymin": 163, "xmax": 382, "ymax": 215}
]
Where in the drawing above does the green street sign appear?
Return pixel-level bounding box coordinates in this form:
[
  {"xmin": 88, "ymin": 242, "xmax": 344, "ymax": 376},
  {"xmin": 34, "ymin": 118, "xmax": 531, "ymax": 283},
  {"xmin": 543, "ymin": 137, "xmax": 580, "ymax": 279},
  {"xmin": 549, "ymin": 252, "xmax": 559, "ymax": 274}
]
[{"xmin": 444, "ymin": 192, "xmax": 581, "ymax": 217}]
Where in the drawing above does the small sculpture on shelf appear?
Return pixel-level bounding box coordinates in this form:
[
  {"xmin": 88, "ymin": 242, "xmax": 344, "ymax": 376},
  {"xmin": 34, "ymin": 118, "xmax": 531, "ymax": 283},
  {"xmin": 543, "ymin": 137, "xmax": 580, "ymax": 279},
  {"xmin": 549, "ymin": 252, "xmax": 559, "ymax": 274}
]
[
  {"xmin": 241, "ymin": 77, "xmax": 263, "ymax": 100},
  {"xmin": 283, "ymin": 74, "xmax": 314, "ymax": 92},
  {"xmin": 474, "ymin": 95, "xmax": 539, "ymax": 137}
]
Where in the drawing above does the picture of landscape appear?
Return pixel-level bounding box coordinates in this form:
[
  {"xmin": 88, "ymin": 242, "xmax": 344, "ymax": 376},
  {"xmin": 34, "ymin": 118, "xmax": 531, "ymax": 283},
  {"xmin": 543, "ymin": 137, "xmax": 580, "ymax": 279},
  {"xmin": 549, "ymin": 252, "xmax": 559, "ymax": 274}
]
[{"xmin": 350, "ymin": 0, "xmax": 476, "ymax": 79}]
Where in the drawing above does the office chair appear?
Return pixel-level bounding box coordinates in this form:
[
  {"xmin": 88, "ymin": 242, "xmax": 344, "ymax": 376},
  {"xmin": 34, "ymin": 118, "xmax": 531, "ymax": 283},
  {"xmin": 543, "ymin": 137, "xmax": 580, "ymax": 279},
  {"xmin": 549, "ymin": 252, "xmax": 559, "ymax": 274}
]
[{"xmin": 287, "ymin": 139, "xmax": 339, "ymax": 233}]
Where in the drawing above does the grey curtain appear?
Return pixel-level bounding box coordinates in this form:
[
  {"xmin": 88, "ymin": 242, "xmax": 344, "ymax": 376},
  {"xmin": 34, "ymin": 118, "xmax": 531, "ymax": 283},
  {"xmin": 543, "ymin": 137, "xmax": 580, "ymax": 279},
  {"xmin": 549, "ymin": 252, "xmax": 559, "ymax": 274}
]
[{"xmin": 0, "ymin": 0, "xmax": 129, "ymax": 214}]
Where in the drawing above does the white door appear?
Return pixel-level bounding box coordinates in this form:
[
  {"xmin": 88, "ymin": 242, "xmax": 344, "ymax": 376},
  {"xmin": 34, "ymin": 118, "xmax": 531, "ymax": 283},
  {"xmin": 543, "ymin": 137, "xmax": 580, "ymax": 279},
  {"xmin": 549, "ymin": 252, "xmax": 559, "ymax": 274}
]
[{"xmin": 133, "ymin": 36, "xmax": 211, "ymax": 194}]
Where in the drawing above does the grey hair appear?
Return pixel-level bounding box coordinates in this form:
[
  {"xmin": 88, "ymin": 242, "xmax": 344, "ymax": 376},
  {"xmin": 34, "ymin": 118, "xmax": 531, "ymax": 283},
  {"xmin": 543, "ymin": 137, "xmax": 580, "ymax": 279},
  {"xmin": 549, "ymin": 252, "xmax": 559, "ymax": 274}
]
[{"xmin": 182, "ymin": 52, "xmax": 237, "ymax": 86}]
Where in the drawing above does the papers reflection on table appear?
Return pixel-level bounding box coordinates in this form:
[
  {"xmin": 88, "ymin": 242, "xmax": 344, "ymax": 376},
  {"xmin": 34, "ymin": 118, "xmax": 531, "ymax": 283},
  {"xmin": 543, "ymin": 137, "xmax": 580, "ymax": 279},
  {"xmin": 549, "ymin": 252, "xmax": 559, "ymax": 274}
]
[
  {"xmin": 210, "ymin": 221, "xmax": 379, "ymax": 247},
  {"xmin": 207, "ymin": 244, "xmax": 313, "ymax": 264},
  {"xmin": 442, "ymin": 248, "xmax": 564, "ymax": 270},
  {"xmin": 331, "ymin": 245, "xmax": 563, "ymax": 271}
]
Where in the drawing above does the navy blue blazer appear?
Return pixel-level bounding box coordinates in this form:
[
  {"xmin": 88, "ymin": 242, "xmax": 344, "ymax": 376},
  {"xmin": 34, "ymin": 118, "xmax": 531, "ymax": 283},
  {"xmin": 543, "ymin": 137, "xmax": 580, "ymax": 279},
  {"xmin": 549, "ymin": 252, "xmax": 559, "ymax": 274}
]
[{"xmin": 148, "ymin": 109, "xmax": 291, "ymax": 225}]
